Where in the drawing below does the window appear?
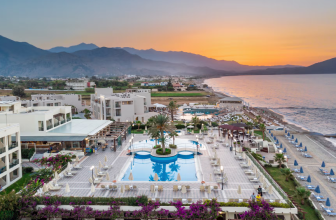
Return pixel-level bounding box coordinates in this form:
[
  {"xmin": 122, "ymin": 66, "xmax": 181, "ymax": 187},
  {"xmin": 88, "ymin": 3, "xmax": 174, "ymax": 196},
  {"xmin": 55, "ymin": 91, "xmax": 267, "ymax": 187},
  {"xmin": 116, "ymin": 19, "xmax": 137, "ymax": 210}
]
[
  {"xmin": 38, "ymin": 121, "xmax": 44, "ymax": 131},
  {"xmin": 115, "ymin": 109, "xmax": 121, "ymax": 116},
  {"xmin": 122, "ymin": 101, "xmax": 133, "ymax": 105}
]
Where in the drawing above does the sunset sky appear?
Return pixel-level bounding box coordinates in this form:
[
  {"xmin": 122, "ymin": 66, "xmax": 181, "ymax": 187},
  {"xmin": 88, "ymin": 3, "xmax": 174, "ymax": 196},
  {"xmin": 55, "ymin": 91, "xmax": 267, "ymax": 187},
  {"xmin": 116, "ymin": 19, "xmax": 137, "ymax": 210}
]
[{"xmin": 1, "ymin": 0, "xmax": 336, "ymax": 66}]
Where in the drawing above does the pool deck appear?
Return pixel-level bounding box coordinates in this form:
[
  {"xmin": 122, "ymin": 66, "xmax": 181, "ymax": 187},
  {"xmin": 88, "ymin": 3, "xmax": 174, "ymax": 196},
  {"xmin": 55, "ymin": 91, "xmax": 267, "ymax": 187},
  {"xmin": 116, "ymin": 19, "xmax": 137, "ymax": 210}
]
[{"xmin": 46, "ymin": 131, "xmax": 284, "ymax": 203}]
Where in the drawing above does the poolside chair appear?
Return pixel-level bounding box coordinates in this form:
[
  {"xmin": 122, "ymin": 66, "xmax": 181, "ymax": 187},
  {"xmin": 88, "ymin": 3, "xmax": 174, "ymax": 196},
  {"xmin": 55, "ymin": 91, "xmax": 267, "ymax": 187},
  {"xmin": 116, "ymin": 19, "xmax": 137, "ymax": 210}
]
[
  {"xmin": 177, "ymin": 198, "xmax": 182, "ymax": 202},
  {"xmin": 264, "ymin": 199, "xmax": 270, "ymax": 203},
  {"xmin": 64, "ymin": 171, "xmax": 74, "ymax": 177},
  {"xmin": 275, "ymin": 199, "xmax": 280, "ymax": 203},
  {"xmin": 101, "ymin": 184, "xmax": 106, "ymax": 189},
  {"xmin": 187, "ymin": 198, "xmax": 193, "ymax": 203},
  {"xmin": 49, "ymin": 185, "xmax": 62, "ymax": 191},
  {"xmin": 243, "ymin": 199, "xmax": 249, "ymax": 203},
  {"xmin": 311, "ymin": 193, "xmax": 326, "ymax": 202},
  {"xmin": 213, "ymin": 186, "xmax": 218, "ymax": 190},
  {"xmin": 125, "ymin": 185, "xmax": 130, "ymax": 191},
  {"xmin": 158, "ymin": 185, "xmax": 163, "ymax": 192},
  {"xmin": 112, "ymin": 185, "xmax": 117, "ymax": 191},
  {"xmin": 155, "ymin": 198, "xmax": 160, "ymax": 202},
  {"xmin": 200, "ymin": 185, "xmax": 205, "ymax": 192},
  {"xmin": 93, "ymin": 175, "xmax": 103, "ymax": 180},
  {"xmin": 133, "ymin": 185, "xmax": 138, "ymax": 190},
  {"xmin": 186, "ymin": 185, "xmax": 190, "ymax": 191},
  {"xmin": 228, "ymin": 198, "xmax": 234, "ymax": 202},
  {"xmin": 204, "ymin": 185, "xmax": 209, "ymax": 190},
  {"xmin": 173, "ymin": 198, "xmax": 178, "ymax": 202},
  {"xmin": 305, "ymin": 184, "xmax": 315, "ymax": 190},
  {"xmin": 327, "ymin": 176, "xmax": 336, "ymax": 183},
  {"xmin": 108, "ymin": 185, "xmax": 113, "ymax": 190},
  {"xmin": 320, "ymin": 203, "xmax": 334, "ymax": 213}
]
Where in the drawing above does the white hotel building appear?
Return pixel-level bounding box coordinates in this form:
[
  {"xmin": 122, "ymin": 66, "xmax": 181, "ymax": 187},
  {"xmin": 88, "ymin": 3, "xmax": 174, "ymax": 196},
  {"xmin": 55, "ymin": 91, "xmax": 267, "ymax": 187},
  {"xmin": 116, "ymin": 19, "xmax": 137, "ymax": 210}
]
[
  {"xmin": 91, "ymin": 88, "xmax": 158, "ymax": 122},
  {"xmin": 0, "ymin": 123, "xmax": 22, "ymax": 190}
]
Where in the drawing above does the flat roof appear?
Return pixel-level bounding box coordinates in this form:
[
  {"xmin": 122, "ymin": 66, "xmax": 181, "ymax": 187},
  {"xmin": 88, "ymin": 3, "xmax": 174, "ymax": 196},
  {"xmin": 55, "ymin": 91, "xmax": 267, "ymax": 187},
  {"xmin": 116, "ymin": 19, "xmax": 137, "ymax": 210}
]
[
  {"xmin": 220, "ymin": 97, "xmax": 243, "ymax": 101},
  {"xmin": 48, "ymin": 119, "xmax": 112, "ymax": 135}
]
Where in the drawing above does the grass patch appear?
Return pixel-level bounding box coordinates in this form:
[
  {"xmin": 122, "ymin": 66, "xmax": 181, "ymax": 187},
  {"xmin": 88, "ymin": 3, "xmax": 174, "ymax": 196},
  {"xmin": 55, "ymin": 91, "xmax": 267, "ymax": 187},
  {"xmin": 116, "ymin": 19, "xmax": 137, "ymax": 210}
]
[
  {"xmin": 1, "ymin": 173, "xmax": 32, "ymax": 194},
  {"xmin": 131, "ymin": 130, "xmax": 145, "ymax": 134},
  {"xmin": 151, "ymin": 93, "xmax": 205, "ymax": 97},
  {"xmin": 254, "ymin": 131, "xmax": 272, "ymax": 142},
  {"xmin": 265, "ymin": 167, "xmax": 320, "ymax": 220}
]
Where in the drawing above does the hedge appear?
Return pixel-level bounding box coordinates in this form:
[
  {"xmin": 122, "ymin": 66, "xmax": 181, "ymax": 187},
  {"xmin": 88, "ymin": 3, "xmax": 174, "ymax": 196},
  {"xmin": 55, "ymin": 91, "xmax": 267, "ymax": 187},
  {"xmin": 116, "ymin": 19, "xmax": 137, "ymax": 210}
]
[
  {"xmin": 23, "ymin": 167, "xmax": 34, "ymax": 174},
  {"xmin": 156, "ymin": 148, "xmax": 171, "ymax": 155},
  {"xmin": 169, "ymin": 144, "xmax": 177, "ymax": 149},
  {"xmin": 175, "ymin": 124, "xmax": 186, "ymax": 129},
  {"xmin": 21, "ymin": 148, "xmax": 35, "ymax": 160}
]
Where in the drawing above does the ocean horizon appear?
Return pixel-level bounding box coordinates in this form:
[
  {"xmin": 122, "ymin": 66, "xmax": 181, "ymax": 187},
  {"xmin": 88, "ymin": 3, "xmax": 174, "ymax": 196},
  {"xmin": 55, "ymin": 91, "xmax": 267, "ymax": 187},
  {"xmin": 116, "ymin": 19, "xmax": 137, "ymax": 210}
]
[{"xmin": 205, "ymin": 74, "xmax": 336, "ymax": 136}]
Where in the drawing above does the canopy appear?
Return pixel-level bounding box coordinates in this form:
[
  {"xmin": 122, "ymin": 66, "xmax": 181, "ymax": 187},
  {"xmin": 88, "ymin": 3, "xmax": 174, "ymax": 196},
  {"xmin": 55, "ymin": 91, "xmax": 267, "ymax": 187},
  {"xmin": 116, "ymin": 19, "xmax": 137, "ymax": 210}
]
[
  {"xmin": 231, "ymin": 123, "xmax": 246, "ymax": 128},
  {"xmin": 219, "ymin": 125, "xmax": 244, "ymax": 131},
  {"xmin": 153, "ymin": 103, "xmax": 167, "ymax": 108}
]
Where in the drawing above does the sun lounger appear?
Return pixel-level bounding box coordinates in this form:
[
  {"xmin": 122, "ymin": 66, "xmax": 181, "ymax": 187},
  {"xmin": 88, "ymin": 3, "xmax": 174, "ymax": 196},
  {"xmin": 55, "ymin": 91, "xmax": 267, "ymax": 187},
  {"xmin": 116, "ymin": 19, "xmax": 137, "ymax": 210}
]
[
  {"xmin": 327, "ymin": 177, "xmax": 336, "ymax": 183},
  {"xmin": 200, "ymin": 185, "xmax": 205, "ymax": 192},
  {"xmin": 249, "ymin": 178, "xmax": 259, "ymax": 183},
  {"xmin": 112, "ymin": 185, "xmax": 117, "ymax": 191},
  {"xmin": 186, "ymin": 185, "xmax": 191, "ymax": 191},
  {"xmin": 158, "ymin": 185, "xmax": 163, "ymax": 192},
  {"xmin": 49, "ymin": 185, "xmax": 62, "ymax": 191},
  {"xmin": 64, "ymin": 171, "xmax": 74, "ymax": 177},
  {"xmin": 155, "ymin": 198, "xmax": 160, "ymax": 202},
  {"xmin": 73, "ymin": 165, "xmax": 83, "ymax": 169},
  {"xmin": 311, "ymin": 193, "xmax": 326, "ymax": 202},
  {"xmin": 125, "ymin": 185, "xmax": 130, "ymax": 191},
  {"xmin": 296, "ymin": 175, "xmax": 307, "ymax": 181},
  {"xmin": 187, "ymin": 198, "xmax": 193, "ymax": 203},
  {"xmin": 326, "ymin": 211, "xmax": 336, "ymax": 216},
  {"xmin": 173, "ymin": 185, "xmax": 178, "ymax": 192},
  {"xmin": 305, "ymin": 184, "xmax": 315, "ymax": 190},
  {"xmin": 320, "ymin": 203, "xmax": 334, "ymax": 213}
]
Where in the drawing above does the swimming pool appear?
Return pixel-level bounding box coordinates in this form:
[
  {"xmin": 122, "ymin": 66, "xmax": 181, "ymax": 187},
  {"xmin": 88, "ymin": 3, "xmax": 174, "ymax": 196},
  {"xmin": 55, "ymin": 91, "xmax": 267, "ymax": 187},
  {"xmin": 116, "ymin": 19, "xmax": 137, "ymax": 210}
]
[
  {"xmin": 121, "ymin": 152, "xmax": 197, "ymax": 181},
  {"xmin": 130, "ymin": 138, "xmax": 202, "ymax": 150},
  {"xmin": 183, "ymin": 109, "xmax": 219, "ymax": 114}
]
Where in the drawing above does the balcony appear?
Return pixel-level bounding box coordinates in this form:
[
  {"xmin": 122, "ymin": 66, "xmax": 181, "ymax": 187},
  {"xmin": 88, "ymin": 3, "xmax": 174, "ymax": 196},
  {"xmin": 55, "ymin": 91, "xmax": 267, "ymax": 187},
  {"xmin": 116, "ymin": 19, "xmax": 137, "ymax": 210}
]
[
  {"xmin": 54, "ymin": 122, "xmax": 59, "ymax": 127},
  {"xmin": 116, "ymin": 113, "xmax": 121, "ymax": 117},
  {"xmin": 0, "ymin": 147, "xmax": 5, "ymax": 154},
  {"xmin": 9, "ymin": 159, "xmax": 19, "ymax": 168},
  {"xmin": 0, "ymin": 166, "xmax": 6, "ymax": 174},
  {"xmin": 144, "ymin": 102, "xmax": 147, "ymax": 105},
  {"xmin": 61, "ymin": 120, "xmax": 65, "ymax": 124},
  {"xmin": 115, "ymin": 104, "xmax": 121, "ymax": 108},
  {"xmin": 8, "ymin": 143, "xmax": 18, "ymax": 150},
  {"xmin": 67, "ymin": 118, "xmax": 71, "ymax": 122},
  {"xmin": 47, "ymin": 125, "xmax": 53, "ymax": 130},
  {"xmin": 38, "ymin": 126, "xmax": 44, "ymax": 131}
]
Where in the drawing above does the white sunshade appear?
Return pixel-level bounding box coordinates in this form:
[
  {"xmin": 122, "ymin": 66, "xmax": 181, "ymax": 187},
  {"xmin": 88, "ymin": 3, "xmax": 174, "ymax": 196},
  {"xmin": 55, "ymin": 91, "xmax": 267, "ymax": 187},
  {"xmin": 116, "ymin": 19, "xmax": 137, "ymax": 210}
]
[
  {"xmin": 91, "ymin": 183, "xmax": 95, "ymax": 193},
  {"xmin": 177, "ymin": 173, "xmax": 181, "ymax": 181},
  {"xmin": 237, "ymin": 185, "xmax": 242, "ymax": 194},
  {"xmin": 154, "ymin": 103, "xmax": 167, "ymax": 108},
  {"xmin": 65, "ymin": 183, "xmax": 70, "ymax": 193},
  {"xmin": 129, "ymin": 172, "xmax": 134, "ymax": 181},
  {"xmin": 154, "ymin": 173, "xmax": 159, "ymax": 181}
]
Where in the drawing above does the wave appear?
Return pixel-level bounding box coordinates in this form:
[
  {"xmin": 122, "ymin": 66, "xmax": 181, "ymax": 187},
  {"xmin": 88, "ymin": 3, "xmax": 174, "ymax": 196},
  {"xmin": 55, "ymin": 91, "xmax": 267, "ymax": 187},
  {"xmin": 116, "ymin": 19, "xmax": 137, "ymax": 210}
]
[{"xmin": 271, "ymin": 107, "xmax": 334, "ymax": 110}]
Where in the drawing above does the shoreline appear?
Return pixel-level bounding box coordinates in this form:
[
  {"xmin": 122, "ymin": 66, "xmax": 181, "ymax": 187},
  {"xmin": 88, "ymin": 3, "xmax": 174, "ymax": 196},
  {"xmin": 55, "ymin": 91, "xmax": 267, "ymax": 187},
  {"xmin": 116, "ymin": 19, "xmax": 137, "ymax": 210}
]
[{"xmin": 202, "ymin": 77, "xmax": 336, "ymax": 151}]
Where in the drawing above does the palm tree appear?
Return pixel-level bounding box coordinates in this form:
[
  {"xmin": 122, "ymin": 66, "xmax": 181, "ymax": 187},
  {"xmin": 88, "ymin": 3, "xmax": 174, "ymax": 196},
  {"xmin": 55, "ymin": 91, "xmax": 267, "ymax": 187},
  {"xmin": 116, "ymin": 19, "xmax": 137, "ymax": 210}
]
[
  {"xmin": 274, "ymin": 153, "xmax": 286, "ymax": 169},
  {"xmin": 295, "ymin": 186, "xmax": 311, "ymax": 205},
  {"xmin": 255, "ymin": 115, "xmax": 262, "ymax": 124},
  {"xmin": 148, "ymin": 115, "xmax": 176, "ymax": 152},
  {"xmin": 168, "ymin": 101, "xmax": 177, "ymax": 122},
  {"xmin": 169, "ymin": 131, "xmax": 178, "ymax": 146},
  {"xmin": 259, "ymin": 123, "xmax": 266, "ymax": 140},
  {"xmin": 191, "ymin": 116, "xmax": 200, "ymax": 130},
  {"xmin": 136, "ymin": 120, "xmax": 142, "ymax": 130},
  {"xmin": 280, "ymin": 168, "xmax": 293, "ymax": 181},
  {"xmin": 245, "ymin": 122, "xmax": 254, "ymax": 131}
]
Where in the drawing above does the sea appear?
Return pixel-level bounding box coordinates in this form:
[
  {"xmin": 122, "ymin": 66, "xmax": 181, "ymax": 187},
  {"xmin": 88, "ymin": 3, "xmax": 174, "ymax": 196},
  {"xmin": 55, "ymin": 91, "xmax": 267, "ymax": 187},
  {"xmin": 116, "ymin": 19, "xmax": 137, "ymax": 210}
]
[{"xmin": 205, "ymin": 74, "xmax": 336, "ymax": 139}]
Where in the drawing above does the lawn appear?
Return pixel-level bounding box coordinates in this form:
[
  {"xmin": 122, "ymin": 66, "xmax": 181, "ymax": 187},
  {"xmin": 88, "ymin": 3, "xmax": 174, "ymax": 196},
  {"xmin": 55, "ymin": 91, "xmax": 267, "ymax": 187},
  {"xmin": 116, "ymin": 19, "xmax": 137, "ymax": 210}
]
[
  {"xmin": 151, "ymin": 93, "xmax": 205, "ymax": 97},
  {"xmin": 254, "ymin": 131, "xmax": 272, "ymax": 142},
  {"xmin": 0, "ymin": 173, "xmax": 31, "ymax": 194},
  {"xmin": 131, "ymin": 130, "xmax": 145, "ymax": 134},
  {"xmin": 265, "ymin": 167, "xmax": 320, "ymax": 220}
]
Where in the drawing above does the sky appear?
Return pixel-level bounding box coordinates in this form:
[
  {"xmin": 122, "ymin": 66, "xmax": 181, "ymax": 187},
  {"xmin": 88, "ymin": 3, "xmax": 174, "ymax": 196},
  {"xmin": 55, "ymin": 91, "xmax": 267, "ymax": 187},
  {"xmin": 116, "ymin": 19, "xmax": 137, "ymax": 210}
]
[{"xmin": 1, "ymin": 0, "xmax": 336, "ymax": 66}]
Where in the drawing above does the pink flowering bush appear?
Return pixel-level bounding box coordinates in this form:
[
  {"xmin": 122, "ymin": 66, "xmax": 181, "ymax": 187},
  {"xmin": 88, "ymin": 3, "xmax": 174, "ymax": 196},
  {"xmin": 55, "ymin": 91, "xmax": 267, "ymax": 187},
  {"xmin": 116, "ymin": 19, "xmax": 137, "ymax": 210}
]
[
  {"xmin": 32, "ymin": 153, "xmax": 73, "ymax": 171},
  {"xmin": 240, "ymin": 200, "xmax": 279, "ymax": 220}
]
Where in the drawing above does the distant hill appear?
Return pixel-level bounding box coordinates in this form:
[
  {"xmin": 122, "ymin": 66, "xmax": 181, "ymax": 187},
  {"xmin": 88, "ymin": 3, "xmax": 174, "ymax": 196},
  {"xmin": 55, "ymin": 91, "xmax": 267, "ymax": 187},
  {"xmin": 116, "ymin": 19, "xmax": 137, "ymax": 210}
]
[
  {"xmin": 237, "ymin": 57, "xmax": 336, "ymax": 76},
  {"xmin": 0, "ymin": 35, "xmax": 50, "ymax": 68},
  {"xmin": 120, "ymin": 47, "xmax": 301, "ymax": 72},
  {"xmin": 49, "ymin": 43, "xmax": 99, "ymax": 53}
]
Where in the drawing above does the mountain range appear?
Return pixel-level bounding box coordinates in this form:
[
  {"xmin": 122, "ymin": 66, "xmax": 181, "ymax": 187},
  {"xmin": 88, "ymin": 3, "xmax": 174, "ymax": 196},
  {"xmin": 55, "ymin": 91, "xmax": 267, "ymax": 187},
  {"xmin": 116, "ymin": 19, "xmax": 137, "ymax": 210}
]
[{"xmin": 1, "ymin": 35, "xmax": 336, "ymax": 77}]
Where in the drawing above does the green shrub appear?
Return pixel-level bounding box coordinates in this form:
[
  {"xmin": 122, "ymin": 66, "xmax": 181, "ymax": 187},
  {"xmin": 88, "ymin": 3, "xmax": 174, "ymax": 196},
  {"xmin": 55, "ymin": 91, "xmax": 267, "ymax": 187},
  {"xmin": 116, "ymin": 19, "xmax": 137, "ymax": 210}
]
[
  {"xmin": 175, "ymin": 124, "xmax": 186, "ymax": 129},
  {"xmin": 153, "ymin": 145, "xmax": 161, "ymax": 149},
  {"xmin": 252, "ymin": 152, "xmax": 263, "ymax": 161},
  {"xmin": 21, "ymin": 148, "xmax": 35, "ymax": 160},
  {"xmin": 169, "ymin": 144, "xmax": 177, "ymax": 149},
  {"xmin": 23, "ymin": 167, "xmax": 34, "ymax": 174},
  {"xmin": 156, "ymin": 148, "xmax": 171, "ymax": 155},
  {"xmin": 211, "ymin": 122, "xmax": 218, "ymax": 127}
]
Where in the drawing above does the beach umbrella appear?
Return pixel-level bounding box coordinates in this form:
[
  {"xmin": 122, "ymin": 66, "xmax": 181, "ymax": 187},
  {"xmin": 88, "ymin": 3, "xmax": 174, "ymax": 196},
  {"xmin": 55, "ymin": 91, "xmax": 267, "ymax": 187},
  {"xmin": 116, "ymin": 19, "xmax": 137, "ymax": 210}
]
[
  {"xmin": 285, "ymin": 130, "xmax": 287, "ymax": 134},
  {"xmin": 314, "ymin": 185, "xmax": 321, "ymax": 194},
  {"xmin": 154, "ymin": 173, "xmax": 159, "ymax": 182},
  {"xmin": 259, "ymin": 175, "xmax": 264, "ymax": 184},
  {"xmin": 283, "ymin": 148, "xmax": 287, "ymax": 153},
  {"xmin": 268, "ymin": 185, "xmax": 273, "ymax": 194},
  {"xmin": 54, "ymin": 171, "xmax": 59, "ymax": 180},
  {"xmin": 242, "ymin": 152, "xmax": 246, "ymax": 160},
  {"xmin": 326, "ymin": 198, "xmax": 331, "ymax": 207},
  {"xmin": 304, "ymin": 146, "xmax": 307, "ymax": 152},
  {"xmin": 95, "ymin": 167, "xmax": 98, "ymax": 176},
  {"xmin": 237, "ymin": 185, "xmax": 242, "ymax": 194},
  {"xmin": 274, "ymin": 136, "xmax": 277, "ymax": 141},
  {"xmin": 75, "ymin": 155, "xmax": 80, "ymax": 163},
  {"xmin": 307, "ymin": 175, "xmax": 311, "ymax": 183},
  {"xmin": 279, "ymin": 143, "xmax": 283, "ymax": 149},
  {"xmin": 120, "ymin": 185, "xmax": 124, "ymax": 194},
  {"xmin": 330, "ymin": 169, "xmax": 335, "ymax": 176},
  {"xmin": 295, "ymin": 138, "xmax": 298, "ymax": 144},
  {"xmin": 287, "ymin": 132, "xmax": 290, "ymax": 137},
  {"xmin": 177, "ymin": 173, "xmax": 181, "ymax": 181},
  {"xmin": 43, "ymin": 183, "xmax": 48, "ymax": 193},
  {"xmin": 276, "ymin": 140, "xmax": 279, "ymax": 145},
  {"xmin": 300, "ymin": 167, "xmax": 304, "ymax": 173},
  {"xmin": 291, "ymin": 135, "xmax": 294, "ymax": 140},
  {"xmin": 214, "ymin": 151, "xmax": 217, "ymax": 159},
  {"xmin": 321, "ymin": 161, "xmax": 326, "ymax": 168},
  {"xmin": 299, "ymin": 142, "xmax": 303, "ymax": 147},
  {"xmin": 91, "ymin": 183, "xmax": 95, "ymax": 193},
  {"xmin": 145, "ymin": 126, "xmax": 147, "ymax": 131},
  {"xmin": 247, "ymin": 159, "xmax": 251, "ymax": 166},
  {"xmin": 65, "ymin": 183, "xmax": 70, "ymax": 193},
  {"xmin": 208, "ymin": 185, "xmax": 211, "ymax": 195},
  {"xmin": 210, "ymin": 174, "xmax": 212, "ymax": 182},
  {"xmin": 181, "ymin": 185, "xmax": 187, "ymax": 194},
  {"xmin": 294, "ymin": 160, "xmax": 298, "ymax": 166},
  {"xmin": 104, "ymin": 155, "xmax": 108, "ymax": 163},
  {"xmin": 271, "ymin": 133, "xmax": 273, "ymax": 137},
  {"xmin": 128, "ymin": 172, "xmax": 134, "ymax": 181},
  {"xmin": 106, "ymin": 172, "xmax": 110, "ymax": 181},
  {"xmin": 269, "ymin": 130, "xmax": 271, "ymax": 133},
  {"xmin": 99, "ymin": 161, "xmax": 102, "ymax": 170},
  {"xmin": 67, "ymin": 162, "xmax": 72, "ymax": 171}
]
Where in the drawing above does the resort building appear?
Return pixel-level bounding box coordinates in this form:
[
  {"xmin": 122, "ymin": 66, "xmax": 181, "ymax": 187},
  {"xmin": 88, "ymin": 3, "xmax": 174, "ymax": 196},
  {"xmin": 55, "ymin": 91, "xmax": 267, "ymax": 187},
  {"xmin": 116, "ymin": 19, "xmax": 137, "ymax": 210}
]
[
  {"xmin": 0, "ymin": 96, "xmax": 19, "ymax": 102},
  {"xmin": 0, "ymin": 123, "xmax": 22, "ymax": 190},
  {"xmin": 91, "ymin": 88, "xmax": 158, "ymax": 122},
  {"xmin": 65, "ymin": 78, "xmax": 95, "ymax": 90},
  {"xmin": 20, "ymin": 93, "xmax": 88, "ymax": 112},
  {"xmin": 173, "ymin": 83, "xmax": 187, "ymax": 91},
  {"xmin": 0, "ymin": 101, "xmax": 129, "ymax": 151},
  {"xmin": 218, "ymin": 97, "xmax": 244, "ymax": 112}
]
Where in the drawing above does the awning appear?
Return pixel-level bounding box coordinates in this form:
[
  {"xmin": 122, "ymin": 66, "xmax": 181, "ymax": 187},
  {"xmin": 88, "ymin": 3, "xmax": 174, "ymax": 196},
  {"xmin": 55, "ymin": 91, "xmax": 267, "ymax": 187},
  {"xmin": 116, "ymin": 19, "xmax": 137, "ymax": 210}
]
[{"xmin": 20, "ymin": 136, "xmax": 87, "ymax": 142}]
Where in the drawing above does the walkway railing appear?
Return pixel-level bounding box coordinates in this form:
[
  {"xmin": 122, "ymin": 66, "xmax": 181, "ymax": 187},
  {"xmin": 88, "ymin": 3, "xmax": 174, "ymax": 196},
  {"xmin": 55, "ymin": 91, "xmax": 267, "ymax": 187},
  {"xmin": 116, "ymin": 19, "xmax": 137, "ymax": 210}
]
[{"xmin": 246, "ymin": 151, "xmax": 290, "ymax": 205}]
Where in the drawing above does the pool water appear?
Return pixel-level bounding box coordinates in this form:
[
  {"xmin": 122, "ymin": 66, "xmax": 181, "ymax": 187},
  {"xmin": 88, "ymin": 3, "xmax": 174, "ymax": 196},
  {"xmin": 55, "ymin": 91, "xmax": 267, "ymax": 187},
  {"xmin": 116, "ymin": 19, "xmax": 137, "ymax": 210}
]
[
  {"xmin": 130, "ymin": 138, "xmax": 202, "ymax": 150},
  {"xmin": 183, "ymin": 109, "xmax": 219, "ymax": 114},
  {"xmin": 121, "ymin": 152, "xmax": 197, "ymax": 181}
]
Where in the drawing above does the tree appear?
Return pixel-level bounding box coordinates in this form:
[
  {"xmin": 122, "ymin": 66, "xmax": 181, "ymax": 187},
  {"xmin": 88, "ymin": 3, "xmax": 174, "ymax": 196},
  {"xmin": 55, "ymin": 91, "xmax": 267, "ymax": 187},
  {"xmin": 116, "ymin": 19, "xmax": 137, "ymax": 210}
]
[
  {"xmin": 259, "ymin": 123, "xmax": 266, "ymax": 140},
  {"xmin": 255, "ymin": 115, "xmax": 262, "ymax": 124},
  {"xmin": 191, "ymin": 116, "xmax": 200, "ymax": 130},
  {"xmin": 274, "ymin": 153, "xmax": 286, "ymax": 169},
  {"xmin": 168, "ymin": 101, "xmax": 177, "ymax": 122},
  {"xmin": 169, "ymin": 131, "xmax": 178, "ymax": 146},
  {"xmin": 12, "ymin": 86, "xmax": 26, "ymax": 97},
  {"xmin": 245, "ymin": 122, "xmax": 254, "ymax": 130},
  {"xmin": 136, "ymin": 120, "xmax": 142, "ymax": 130},
  {"xmin": 280, "ymin": 168, "xmax": 293, "ymax": 181},
  {"xmin": 295, "ymin": 186, "xmax": 311, "ymax": 205},
  {"xmin": 148, "ymin": 115, "xmax": 176, "ymax": 152}
]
